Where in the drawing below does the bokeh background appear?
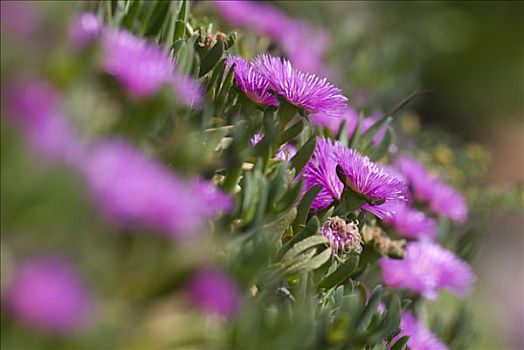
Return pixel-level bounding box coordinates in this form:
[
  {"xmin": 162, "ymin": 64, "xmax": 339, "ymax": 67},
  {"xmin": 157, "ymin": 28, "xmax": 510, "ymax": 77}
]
[{"xmin": 1, "ymin": 1, "xmax": 523, "ymax": 349}]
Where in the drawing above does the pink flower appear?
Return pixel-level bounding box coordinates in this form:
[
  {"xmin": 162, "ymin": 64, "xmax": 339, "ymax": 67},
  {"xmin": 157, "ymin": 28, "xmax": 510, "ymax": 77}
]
[
  {"xmin": 389, "ymin": 312, "xmax": 448, "ymax": 350},
  {"xmin": 68, "ymin": 12, "xmax": 102, "ymax": 50},
  {"xmin": 383, "ymin": 204, "xmax": 437, "ymax": 240},
  {"xmin": 380, "ymin": 241, "xmax": 475, "ymax": 299},
  {"xmin": 4, "ymin": 256, "xmax": 94, "ymax": 334}
]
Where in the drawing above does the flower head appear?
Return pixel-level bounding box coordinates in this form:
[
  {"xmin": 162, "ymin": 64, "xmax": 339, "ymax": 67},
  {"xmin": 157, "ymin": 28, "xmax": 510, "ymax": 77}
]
[
  {"xmin": 4, "ymin": 79, "xmax": 82, "ymax": 164},
  {"xmin": 380, "ymin": 241, "xmax": 475, "ymax": 299},
  {"xmin": 69, "ymin": 12, "xmax": 102, "ymax": 50},
  {"xmin": 333, "ymin": 144, "xmax": 408, "ymax": 218},
  {"xmin": 4, "ymin": 256, "xmax": 94, "ymax": 334},
  {"xmin": 395, "ymin": 156, "xmax": 468, "ymax": 223},
  {"xmin": 80, "ymin": 140, "xmax": 231, "ymax": 240},
  {"xmin": 384, "ymin": 204, "xmax": 437, "ymax": 240},
  {"xmin": 227, "ymin": 55, "xmax": 278, "ymax": 106},
  {"xmin": 322, "ymin": 217, "xmax": 362, "ymax": 253},
  {"xmin": 188, "ymin": 268, "xmax": 241, "ymax": 318},
  {"xmin": 301, "ymin": 137, "xmax": 343, "ymax": 210},
  {"xmin": 102, "ymin": 30, "xmax": 174, "ymax": 97},
  {"xmin": 252, "ymin": 54, "xmax": 348, "ymax": 119}
]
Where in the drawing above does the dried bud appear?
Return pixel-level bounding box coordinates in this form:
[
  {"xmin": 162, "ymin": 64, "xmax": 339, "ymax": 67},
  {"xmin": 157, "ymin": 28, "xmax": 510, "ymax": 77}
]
[{"xmin": 322, "ymin": 217, "xmax": 362, "ymax": 254}]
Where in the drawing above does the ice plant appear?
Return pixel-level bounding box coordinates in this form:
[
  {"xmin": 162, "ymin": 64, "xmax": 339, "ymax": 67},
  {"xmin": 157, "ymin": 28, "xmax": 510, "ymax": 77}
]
[
  {"xmin": 68, "ymin": 12, "xmax": 102, "ymax": 50},
  {"xmin": 333, "ymin": 144, "xmax": 408, "ymax": 218},
  {"xmin": 252, "ymin": 54, "xmax": 348, "ymax": 120},
  {"xmin": 80, "ymin": 140, "xmax": 231, "ymax": 240},
  {"xmin": 389, "ymin": 312, "xmax": 449, "ymax": 350},
  {"xmin": 380, "ymin": 241, "xmax": 475, "ymax": 299},
  {"xmin": 101, "ymin": 29, "xmax": 202, "ymax": 104},
  {"xmin": 322, "ymin": 217, "xmax": 362, "ymax": 253},
  {"xmin": 395, "ymin": 156, "xmax": 468, "ymax": 223},
  {"xmin": 383, "ymin": 204, "xmax": 437, "ymax": 240},
  {"xmin": 213, "ymin": 1, "xmax": 329, "ymax": 74},
  {"xmin": 4, "ymin": 256, "xmax": 94, "ymax": 334},
  {"xmin": 188, "ymin": 268, "xmax": 241, "ymax": 318},
  {"xmin": 3, "ymin": 78, "xmax": 82, "ymax": 164},
  {"xmin": 227, "ymin": 55, "xmax": 278, "ymax": 106},
  {"xmin": 301, "ymin": 137, "xmax": 343, "ymax": 210}
]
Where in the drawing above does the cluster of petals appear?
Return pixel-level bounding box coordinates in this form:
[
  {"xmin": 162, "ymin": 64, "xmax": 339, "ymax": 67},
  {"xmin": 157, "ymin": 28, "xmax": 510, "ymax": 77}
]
[
  {"xmin": 80, "ymin": 140, "xmax": 232, "ymax": 240},
  {"xmin": 380, "ymin": 240, "xmax": 475, "ymax": 300},
  {"xmin": 213, "ymin": 0, "xmax": 329, "ymax": 75},
  {"xmin": 389, "ymin": 312, "xmax": 449, "ymax": 350},
  {"xmin": 395, "ymin": 156, "xmax": 468, "ymax": 223},
  {"xmin": 3, "ymin": 78, "xmax": 83, "ymax": 164},
  {"xmin": 301, "ymin": 137, "xmax": 407, "ymax": 218},
  {"xmin": 252, "ymin": 54, "xmax": 349, "ymax": 120},
  {"xmin": 4, "ymin": 256, "xmax": 94, "ymax": 334},
  {"xmin": 383, "ymin": 204, "xmax": 437, "ymax": 240}
]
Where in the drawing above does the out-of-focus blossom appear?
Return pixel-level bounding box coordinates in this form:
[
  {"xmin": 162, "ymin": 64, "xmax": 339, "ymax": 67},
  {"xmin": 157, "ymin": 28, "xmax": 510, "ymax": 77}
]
[
  {"xmin": 333, "ymin": 144, "xmax": 408, "ymax": 218},
  {"xmin": 275, "ymin": 143, "xmax": 297, "ymax": 161},
  {"xmin": 253, "ymin": 54, "xmax": 348, "ymax": 120},
  {"xmin": 380, "ymin": 241, "xmax": 475, "ymax": 299},
  {"xmin": 389, "ymin": 312, "xmax": 449, "ymax": 350},
  {"xmin": 69, "ymin": 12, "xmax": 103, "ymax": 50},
  {"xmin": 384, "ymin": 204, "xmax": 437, "ymax": 240},
  {"xmin": 101, "ymin": 30, "xmax": 174, "ymax": 97},
  {"xmin": 301, "ymin": 137, "xmax": 343, "ymax": 210},
  {"xmin": 188, "ymin": 268, "xmax": 241, "ymax": 318},
  {"xmin": 213, "ymin": 0, "xmax": 329, "ymax": 74},
  {"xmin": 0, "ymin": 1, "xmax": 41, "ymax": 39},
  {"xmin": 309, "ymin": 108, "xmax": 386, "ymax": 146},
  {"xmin": 80, "ymin": 140, "xmax": 231, "ymax": 240},
  {"xmin": 101, "ymin": 29, "xmax": 203, "ymax": 105},
  {"xmin": 250, "ymin": 132, "xmax": 297, "ymax": 162},
  {"xmin": 395, "ymin": 156, "xmax": 468, "ymax": 223},
  {"xmin": 171, "ymin": 74, "xmax": 204, "ymax": 107},
  {"xmin": 4, "ymin": 256, "xmax": 94, "ymax": 334},
  {"xmin": 3, "ymin": 79, "xmax": 83, "ymax": 164},
  {"xmin": 227, "ymin": 55, "xmax": 278, "ymax": 106},
  {"xmin": 322, "ymin": 216, "xmax": 362, "ymax": 253}
]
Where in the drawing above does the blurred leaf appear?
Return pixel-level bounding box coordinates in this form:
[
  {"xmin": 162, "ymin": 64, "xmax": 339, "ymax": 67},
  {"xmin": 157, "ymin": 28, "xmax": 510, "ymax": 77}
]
[
  {"xmin": 290, "ymin": 135, "xmax": 317, "ymax": 174},
  {"xmin": 279, "ymin": 216, "xmax": 320, "ymax": 259},
  {"xmin": 389, "ymin": 336, "xmax": 409, "ymax": 350},
  {"xmin": 282, "ymin": 235, "xmax": 328, "ymax": 263},
  {"xmin": 291, "ymin": 184, "xmax": 321, "ymax": 232},
  {"xmin": 143, "ymin": 0, "xmax": 171, "ymax": 37},
  {"xmin": 199, "ymin": 39, "xmax": 225, "ymax": 77},
  {"xmin": 122, "ymin": 0, "xmax": 142, "ymax": 30},
  {"xmin": 174, "ymin": 0, "xmax": 188, "ymax": 40},
  {"xmin": 317, "ymin": 254, "xmax": 359, "ymax": 290},
  {"xmin": 369, "ymin": 127, "xmax": 392, "ymax": 160}
]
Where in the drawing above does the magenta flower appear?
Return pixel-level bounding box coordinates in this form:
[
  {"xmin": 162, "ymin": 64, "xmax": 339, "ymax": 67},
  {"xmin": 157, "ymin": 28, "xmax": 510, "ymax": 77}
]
[
  {"xmin": 188, "ymin": 268, "xmax": 241, "ymax": 318},
  {"xmin": 389, "ymin": 312, "xmax": 449, "ymax": 350},
  {"xmin": 80, "ymin": 140, "xmax": 232, "ymax": 240},
  {"xmin": 213, "ymin": 1, "xmax": 329, "ymax": 74},
  {"xmin": 333, "ymin": 144, "xmax": 408, "ymax": 218},
  {"xmin": 3, "ymin": 79, "xmax": 82, "ymax": 164},
  {"xmin": 68, "ymin": 12, "xmax": 102, "ymax": 50},
  {"xmin": 101, "ymin": 29, "xmax": 202, "ymax": 105},
  {"xmin": 301, "ymin": 137, "xmax": 343, "ymax": 210},
  {"xmin": 0, "ymin": 1, "xmax": 40, "ymax": 39},
  {"xmin": 227, "ymin": 55, "xmax": 278, "ymax": 106},
  {"xmin": 4, "ymin": 256, "xmax": 94, "ymax": 334},
  {"xmin": 102, "ymin": 30, "xmax": 174, "ymax": 97},
  {"xmin": 380, "ymin": 241, "xmax": 475, "ymax": 300},
  {"xmin": 384, "ymin": 204, "xmax": 437, "ymax": 240},
  {"xmin": 395, "ymin": 156, "xmax": 468, "ymax": 223},
  {"xmin": 252, "ymin": 54, "xmax": 348, "ymax": 120}
]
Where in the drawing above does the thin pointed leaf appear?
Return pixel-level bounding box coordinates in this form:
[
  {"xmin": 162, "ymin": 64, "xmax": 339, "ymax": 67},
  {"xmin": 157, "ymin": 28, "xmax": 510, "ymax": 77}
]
[
  {"xmin": 199, "ymin": 39, "xmax": 224, "ymax": 77},
  {"xmin": 292, "ymin": 184, "xmax": 322, "ymax": 232},
  {"xmin": 317, "ymin": 254, "xmax": 359, "ymax": 290},
  {"xmin": 290, "ymin": 135, "xmax": 317, "ymax": 174},
  {"xmin": 389, "ymin": 336, "xmax": 410, "ymax": 350}
]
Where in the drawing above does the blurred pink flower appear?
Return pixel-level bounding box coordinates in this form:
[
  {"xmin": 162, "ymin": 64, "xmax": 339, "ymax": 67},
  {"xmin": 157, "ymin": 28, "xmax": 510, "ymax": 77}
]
[
  {"xmin": 395, "ymin": 156, "xmax": 468, "ymax": 223},
  {"xmin": 68, "ymin": 12, "xmax": 103, "ymax": 50},
  {"xmin": 0, "ymin": 1, "xmax": 41, "ymax": 39},
  {"xmin": 80, "ymin": 140, "xmax": 232, "ymax": 240},
  {"xmin": 383, "ymin": 204, "xmax": 437, "ymax": 240},
  {"xmin": 188, "ymin": 268, "xmax": 241, "ymax": 318},
  {"xmin": 389, "ymin": 312, "xmax": 448, "ymax": 350},
  {"xmin": 3, "ymin": 78, "xmax": 83, "ymax": 164},
  {"xmin": 4, "ymin": 256, "xmax": 94, "ymax": 334},
  {"xmin": 380, "ymin": 241, "xmax": 475, "ymax": 299},
  {"xmin": 213, "ymin": 0, "xmax": 330, "ymax": 75}
]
